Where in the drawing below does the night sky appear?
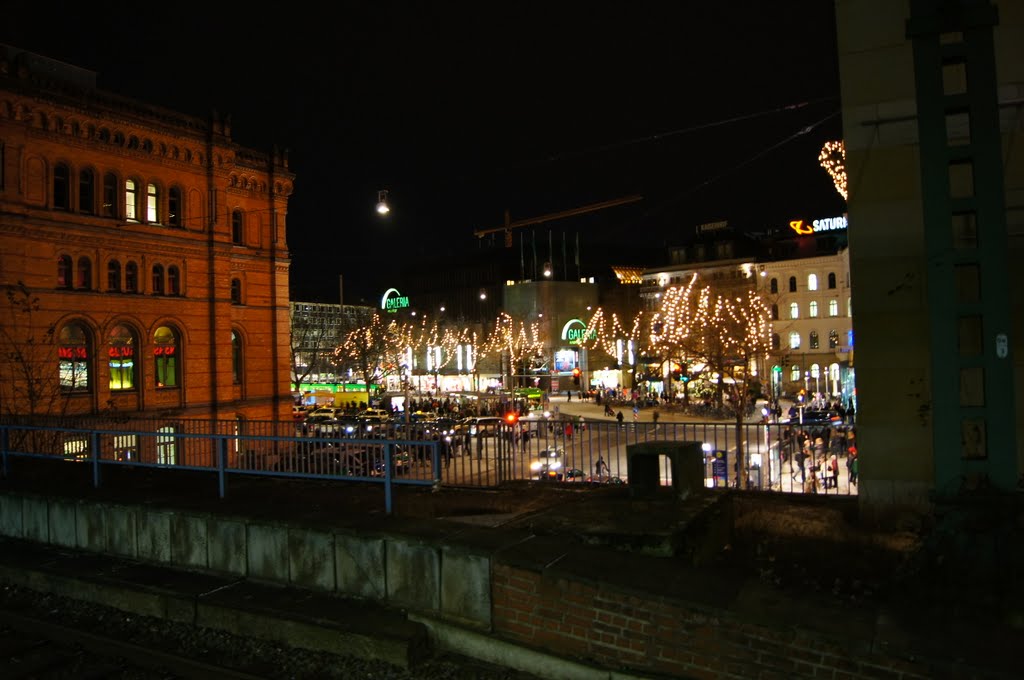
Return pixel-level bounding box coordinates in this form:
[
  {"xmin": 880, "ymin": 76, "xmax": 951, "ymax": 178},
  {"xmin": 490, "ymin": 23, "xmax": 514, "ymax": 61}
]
[{"xmin": 2, "ymin": 2, "xmax": 846, "ymax": 304}]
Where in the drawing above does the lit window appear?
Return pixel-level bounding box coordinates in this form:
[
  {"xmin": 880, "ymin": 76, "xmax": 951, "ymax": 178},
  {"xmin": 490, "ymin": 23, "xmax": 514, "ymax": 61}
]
[
  {"xmin": 809, "ymin": 301, "xmax": 818, "ymax": 318},
  {"xmin": 147, "ymin": 183, "xmax": 159, "ymax": 223},
  {"xmin": 108, "ymin": 324, "xmax": 136, "ymax": 390},
  {"xmin": 789, "ymin": 302, "xmax": 799, "ymax": 319},
  {"xmin": 59, "ymin": 322, "xmax": 91, "ymax": 392},
  {"xmin": 807, "ymin": 273, "xmax": 818, "ymax": 291},
  {"xmin": 809, "ymin": 331, "xmax": 819, "ymax": 349},
  {"xmin": 847, "ymin": 298, "xmax": 853, "ymax": 317},
  {"xmin": 790, "ymin": 365, "xmax": 801, "ymax": 382},
  {"xmin": 154, "ymin": 325, "xmax": 179, "ymax": 388},
  {"xmin": 789, "ymin": 331, "xmax": 801, "ymax": 349},
  {"xmin": 829, "ymin": 299, "xmax": 839, "ymax": 317},
  {"xmin": 829, "ymin": 329, "xmax": 839, "ymax": 349},
  {"xmin": 125, "ymin": 179, "xmax": 138, "ymax": 221},
  {"xmin": 810, "ymin": 363, "xmax": 820, "ymax": 379}
]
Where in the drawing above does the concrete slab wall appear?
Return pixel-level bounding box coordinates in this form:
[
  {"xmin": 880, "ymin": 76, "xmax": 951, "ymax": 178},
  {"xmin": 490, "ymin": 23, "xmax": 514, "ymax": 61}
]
[{"xmin": 0, "ymin": 490, "xmax": 491, "ymax": 629}]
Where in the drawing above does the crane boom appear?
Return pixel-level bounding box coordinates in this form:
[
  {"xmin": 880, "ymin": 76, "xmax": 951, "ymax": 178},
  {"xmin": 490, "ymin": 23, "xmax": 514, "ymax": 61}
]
[{"xmin": 473, "ymin": 194, "xmax": 643, "ymax": 239}]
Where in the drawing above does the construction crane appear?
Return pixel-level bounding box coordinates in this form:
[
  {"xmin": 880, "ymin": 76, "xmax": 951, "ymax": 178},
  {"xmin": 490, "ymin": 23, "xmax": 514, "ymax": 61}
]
[{"xmin": 474, "ymin": 195, "xmax": 643, "ymax": 247}]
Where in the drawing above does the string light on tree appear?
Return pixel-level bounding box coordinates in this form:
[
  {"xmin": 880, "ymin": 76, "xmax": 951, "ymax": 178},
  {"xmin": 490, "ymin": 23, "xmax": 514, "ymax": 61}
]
[{"xmin": 818, "ymin": 140, "xmax": 848, "ymax": 200}]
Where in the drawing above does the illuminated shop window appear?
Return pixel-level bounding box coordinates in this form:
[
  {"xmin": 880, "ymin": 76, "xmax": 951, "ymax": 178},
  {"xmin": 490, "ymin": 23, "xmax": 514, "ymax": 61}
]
[
  {"xmin": 154, "ymin": 325, "xmax": 179, "ymax": 388},
  {"xmin": 108, "ymin": 324, "xmax": 136, "ymax": 391},
  {"xmin": 58, "ymin": 322, "xmax": 91, "ymax": 392}
]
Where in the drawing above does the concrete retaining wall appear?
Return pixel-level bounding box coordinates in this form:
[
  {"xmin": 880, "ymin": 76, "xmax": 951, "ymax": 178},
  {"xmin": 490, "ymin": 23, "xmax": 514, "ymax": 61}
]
[{"xmin": 0, "ymin": 490, "xmax": 494, "ymax": 631}]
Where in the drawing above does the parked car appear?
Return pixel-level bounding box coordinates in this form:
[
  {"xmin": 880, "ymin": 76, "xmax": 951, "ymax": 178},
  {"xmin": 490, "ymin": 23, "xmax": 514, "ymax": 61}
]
[{"xmin": 455, "ymin": 416, "xmax": 503, "ymax": 438}]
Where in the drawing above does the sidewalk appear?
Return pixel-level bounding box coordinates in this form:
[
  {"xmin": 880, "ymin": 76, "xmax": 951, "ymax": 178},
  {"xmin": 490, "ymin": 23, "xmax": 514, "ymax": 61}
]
[{"xmin": 545, "ymin": 394, "xmax": 760, "ymax": 424}]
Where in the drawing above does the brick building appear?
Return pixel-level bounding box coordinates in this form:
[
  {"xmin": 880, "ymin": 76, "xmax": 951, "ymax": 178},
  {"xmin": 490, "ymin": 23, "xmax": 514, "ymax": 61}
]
[{"xmin": 0, "ymin": 46, "xmax": 294, "ymax": 427}]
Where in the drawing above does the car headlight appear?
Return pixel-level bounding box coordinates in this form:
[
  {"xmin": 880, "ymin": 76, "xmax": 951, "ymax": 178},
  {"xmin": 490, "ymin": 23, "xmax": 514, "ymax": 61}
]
[
  {"xmin": 550, "ymin": 461, "xmax": 562, "ymax": 470},
  {"xmin": 530, "ymin": 461, "xmax": 542, "ymax": 471}
]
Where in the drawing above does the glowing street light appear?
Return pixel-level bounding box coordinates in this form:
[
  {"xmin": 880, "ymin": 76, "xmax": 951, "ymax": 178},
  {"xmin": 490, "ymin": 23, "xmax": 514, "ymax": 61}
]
[{"xmin": 376, "ymin": 190, "xmax": 390, "ymax": 215}]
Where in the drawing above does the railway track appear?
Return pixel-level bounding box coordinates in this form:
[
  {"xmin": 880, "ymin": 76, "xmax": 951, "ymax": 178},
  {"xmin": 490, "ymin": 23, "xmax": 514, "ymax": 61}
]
[{"xmin": 0, "ymin": 605, "xmax": 271, "ymax": 679}]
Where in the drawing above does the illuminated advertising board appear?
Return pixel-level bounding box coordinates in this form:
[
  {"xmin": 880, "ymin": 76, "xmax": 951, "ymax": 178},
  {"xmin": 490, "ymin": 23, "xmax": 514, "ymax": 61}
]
[
  {"xmin": 789, "ymin": 214, "xmax": 848, "ymax": 235},
  {"xmin": 380, "ymin": 287, "xmax": 410, "ymax": 313}
]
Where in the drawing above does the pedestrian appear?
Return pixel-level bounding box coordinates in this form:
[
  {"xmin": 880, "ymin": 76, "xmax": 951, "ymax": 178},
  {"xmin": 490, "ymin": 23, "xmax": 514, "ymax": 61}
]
[
  {"xmin": 793, "ymin": 443, "xmax": 808, "ymax": 483},
  {"xmin": 846, "ymin": 446, "xmax": 859, "ymax": 485},
  {"xmin": 652, "ymin": 411, "xmax": 660, "ymax": 427},
  {"xmin": 595, "ymin": 455, "xmax": 608, "ymax": 481},
  {"xmin": 616, "ymin": 410, "xmax": 624, "ymax": 427},
  {"xmin": 828, "ymin": 453, "xmax": 839, "ymax": 489}
]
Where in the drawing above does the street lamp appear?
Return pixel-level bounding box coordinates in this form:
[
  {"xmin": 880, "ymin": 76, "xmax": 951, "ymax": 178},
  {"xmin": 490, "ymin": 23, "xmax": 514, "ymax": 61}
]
[{"xmin": 376, "ymin": 190, "xmax": 390, "ymax": 215}]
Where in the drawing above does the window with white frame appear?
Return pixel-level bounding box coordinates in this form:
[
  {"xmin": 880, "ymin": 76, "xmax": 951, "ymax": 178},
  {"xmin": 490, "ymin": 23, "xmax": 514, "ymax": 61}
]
[
  {"xmin": 807, "ymin": 273, "xmax": 818, "ymax": 291},
  {"xmin": 789, "ymin": 302, "xmax": 799, "ymax": 319},
  {"xmin": 828, "ymin": 299, "xmax": 839, "ymax": 317},
  {"xmin": 789, "ymin": 331, "xmax": 801, "ymax": 349},
  {"xmin": 809, "ymin": 300, "xmax": 818, "ymax": 318}
]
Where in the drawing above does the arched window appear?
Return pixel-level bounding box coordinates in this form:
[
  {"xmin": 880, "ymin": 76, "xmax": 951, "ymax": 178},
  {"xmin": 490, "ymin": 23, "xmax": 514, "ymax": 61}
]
[
  {"xmin": 788, "ymin": 331, "xmax": 801, "ymax": 349},
  {"xmin": 788, "ymin": 276, "xmax": 797, "ymax": 293},
  {"xmin": 808, "ymin": 300, "xmax": 818, "ymax": 318},
  {"xmin": 809, "ymin": 331, "xmax": 820, "ymax": 349},
  {"xmin": 107, "ymin": 260, "xmax": 121, "ymax": 292},
  {"xmin": 829, "ymin": 329, "xmax": 839, "ymax": 349},
  {"xmin": 78, "ymin": 168, "xmax": 94, "ymax": 213},
  {"xmin": 53, "ymin": 162, "xmax": 70, "ymax": 210},
  {"xmin": 57, "ymin": 255, "xmax": 72, "ymax": 288},
  {"xmin": 102, "ymin": 172, "xmax": 117, "ymax": 217},
  {"xmin": 125, "ymin": 178, "xmax": 138, "ymax": 221},
  {"xmin": 232, "ymin": 330, "xmax": 243, "ymax": 385},
  {"xmin": 76, "ymin": 256, "xmax": 92, "ymax": 290},
  {"xmin": 810, "ymin": 363, "xmax": 821, "ymax": 379},
  {"xmin": 789, "ymin": 302, "xmax": 799, "ymax": 319},
  {"xmin": 146, "ymin": 182, "xmax": 159, "ymax": 223},
  {"xmin": 168, "ymin": 186, "xmax": 182, "ymax": 227},
  {"xmin": 790, "ymin": 365, "xmax": 801, "ymax": 382},
  {"xmin": 125, "ymin": 261, "xmax": 139, "ymax": 293},
  {"xmin": 154, "ymin": 325, "xmax": 179, "ymax": 388},
  {"xmin": 108, "ymin": 324, "xmax": 136, "ymax": 391},
  {"xmin": 231, "ymin": 209, "xmax": 244, "ymax": 244},
  {"xmin": 807, "ymin": 273, "xmax": 818, "ymax": 291},
  {"xmin": 769, "ymin": 278, "xmax": 778, "ymax": 294},
  {"xmin": 152, "ymin": 264, "xmax": 164, "ymax": 295},
  {"xmin": 771, "ymin": 333, "xmax": 780, "ymax": 350},
  {"xmin": 58, "ymin": 322, "xmax": 91, "ymax": 392},
  {"xmin": 230, "ymin": 278, "xmax": 242, "ymax": 305},
  {"xmin": 771, "ymin": 303, "xmax": 779, "ymax": 320},
  {"xmin": 828, "ymin": 299, "xmax": 839, "ymax": 317},
  {"xmin": 167, "ymin": 266, "xmax": 181, "ymax": 296},
  {"xmin": 828, "ymin": 272, "xmax": 837, "ymax": 289}
]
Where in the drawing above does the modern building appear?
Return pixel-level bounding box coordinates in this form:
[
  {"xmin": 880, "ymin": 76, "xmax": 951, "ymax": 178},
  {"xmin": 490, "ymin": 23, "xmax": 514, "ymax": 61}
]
[{"xmin": 0, "ymin": 46, "xmax": 295, "ymax": 430}]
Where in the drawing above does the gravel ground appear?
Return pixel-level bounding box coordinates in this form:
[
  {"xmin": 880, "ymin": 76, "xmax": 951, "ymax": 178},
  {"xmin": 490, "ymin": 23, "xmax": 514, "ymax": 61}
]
[{"xmin": 0, "ymin": 583, "xmax": 541, "ymax": 680}]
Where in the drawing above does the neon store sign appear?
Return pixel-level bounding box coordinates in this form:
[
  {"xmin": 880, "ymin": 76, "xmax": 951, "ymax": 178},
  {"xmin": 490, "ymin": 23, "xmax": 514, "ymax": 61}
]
[
  {"xmin": 789, "ymin": 214, "xmax": 848, "ymax": 235},
  {"xmin": 560, "ymin": 318, "xmax": 596, "ymax": 345},
  {"xmin": 380, "ymin": 288, "xmax": 410, "ymax": 313}
]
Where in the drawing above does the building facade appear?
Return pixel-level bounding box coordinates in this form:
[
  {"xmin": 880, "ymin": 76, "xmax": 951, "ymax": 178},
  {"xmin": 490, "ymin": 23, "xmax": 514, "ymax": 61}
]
[{"xmin": 0, "ymin": 46, "xmax": 295, "ymax": 426}]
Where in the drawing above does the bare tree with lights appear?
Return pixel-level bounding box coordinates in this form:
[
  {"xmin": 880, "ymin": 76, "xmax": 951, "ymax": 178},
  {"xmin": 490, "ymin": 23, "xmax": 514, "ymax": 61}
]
[
  {"xmin": 581, "ymin": 307, "xmax": 649, "ymax": 397},
  {"xmin": 404, "ymin": 318, "xmax": 470, "ymax": 395},
  {"xmin": 478, "ymin": 313, "xmax": 543, "ymax": 390},
  {"xmin": 333, "ymin": 313, "xmax": 407, "ymax": 401}
]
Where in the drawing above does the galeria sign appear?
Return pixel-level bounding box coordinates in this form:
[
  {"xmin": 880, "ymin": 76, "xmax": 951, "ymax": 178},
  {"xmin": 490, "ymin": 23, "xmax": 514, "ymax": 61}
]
[{"xmin": 381, "ymin": 288, "xmax": 410, "ymax": 313}]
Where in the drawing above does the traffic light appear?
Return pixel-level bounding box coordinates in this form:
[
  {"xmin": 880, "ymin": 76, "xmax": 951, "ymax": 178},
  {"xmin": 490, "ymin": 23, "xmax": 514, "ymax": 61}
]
[
  {"xmin": 572, "ymin": 367, "xmax": 581, "ymax": 385},
  {"xmin": 504, "ymin": 411, "xmax": 519, "ymax": 425},
  {"xmin": 671, "ymin": 365, "xmax": 682, "ymax": 381}
]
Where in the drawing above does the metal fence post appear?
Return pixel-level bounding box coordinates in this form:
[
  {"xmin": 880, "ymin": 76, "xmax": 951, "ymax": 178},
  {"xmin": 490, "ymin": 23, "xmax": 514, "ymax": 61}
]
[
  {"xmin": 383, "ymin": 442, "xmax": 393, "ymax": 515},
  {"xmin": 1, "ymin": 426, "xmax": 8, "ymax": 478},
  {"xmin": 217, "ymin": 437, "xmax": 228, "ymax": 499}
]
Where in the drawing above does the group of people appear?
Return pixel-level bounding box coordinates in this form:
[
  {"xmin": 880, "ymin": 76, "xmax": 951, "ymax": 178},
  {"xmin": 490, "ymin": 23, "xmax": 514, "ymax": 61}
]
[{"xmin": 787, "ymin": 428, "xmax": 858, "ymax": 493}]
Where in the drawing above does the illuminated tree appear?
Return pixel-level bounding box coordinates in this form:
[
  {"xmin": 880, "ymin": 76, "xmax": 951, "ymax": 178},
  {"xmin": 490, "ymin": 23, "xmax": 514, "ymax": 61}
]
[
  {"xmin": 403, "ymin": 318, "xmax": 470, "ymax": 391},
  {"xmin": 818, "ymin": 140, "xmax": 848, "ymax": 201},
  {"xmin": 581, "ymin": 308, "xmax": 649, "ymax": 392},
  {"xmin": 333, "ymin": 313, "xmax": 407, "ymax": 396},
  {"xmin": 478, "ymin": 313, "xmax": 543, "ymax": 389}
]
